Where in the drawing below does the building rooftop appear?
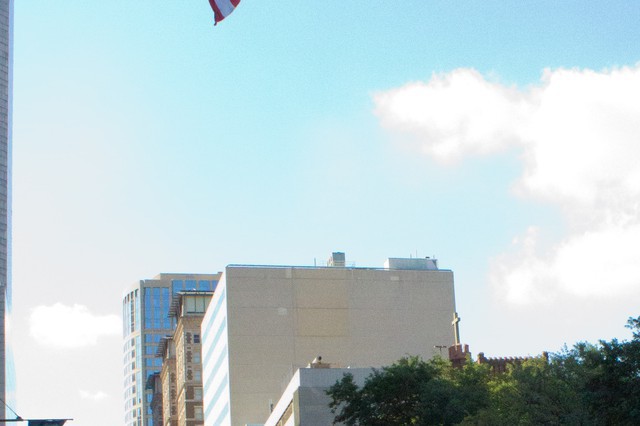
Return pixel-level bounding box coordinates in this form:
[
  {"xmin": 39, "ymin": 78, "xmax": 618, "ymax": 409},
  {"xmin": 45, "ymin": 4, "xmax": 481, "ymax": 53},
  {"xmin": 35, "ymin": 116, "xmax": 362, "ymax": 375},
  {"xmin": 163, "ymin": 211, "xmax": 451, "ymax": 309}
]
[
  {"xmin": 227, "ymin": 253, "xmax": 447, "ymax": 272},
  {"xmin": 168, "ymin": 290, "xmax": 215, "ymax": 318}
]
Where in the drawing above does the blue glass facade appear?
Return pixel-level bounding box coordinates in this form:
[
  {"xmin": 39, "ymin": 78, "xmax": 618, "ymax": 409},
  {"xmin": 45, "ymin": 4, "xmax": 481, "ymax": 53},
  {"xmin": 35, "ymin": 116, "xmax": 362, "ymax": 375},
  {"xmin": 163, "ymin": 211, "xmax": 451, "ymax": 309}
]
[
  {"xmin": 123, "ymin": 274, "xmax": 219, "ymax": 426},
  {"xmin": 144, "ymin": 287, "xmax": 171, "ymax": 330},
  {"xmin": 170, "ymin": 279, "xmax": 217, "ymax": 294}
]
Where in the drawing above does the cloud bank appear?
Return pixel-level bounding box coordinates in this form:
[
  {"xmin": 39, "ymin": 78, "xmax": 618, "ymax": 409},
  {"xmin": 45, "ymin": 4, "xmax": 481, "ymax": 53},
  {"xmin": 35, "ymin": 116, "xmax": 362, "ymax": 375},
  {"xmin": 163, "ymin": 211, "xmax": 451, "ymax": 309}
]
[
  {"xmin": 374, "ymin": 66, "xmax": 640, "ymax": 304},
  {"xmin": 30, "ymin": 303, "xmax": 121, "ymax": 348}
]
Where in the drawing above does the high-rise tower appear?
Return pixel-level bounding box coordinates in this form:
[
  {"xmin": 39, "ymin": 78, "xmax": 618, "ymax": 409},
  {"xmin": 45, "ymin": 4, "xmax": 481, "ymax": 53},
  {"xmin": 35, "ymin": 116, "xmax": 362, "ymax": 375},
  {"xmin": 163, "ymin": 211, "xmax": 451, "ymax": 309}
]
[
  {"xmin": 122, "ymin": 273, "xmax": 220, "ymax": 426},
  {"xmin": 0, "ymin": 0, "xmax": 13, "ymax": 416}
]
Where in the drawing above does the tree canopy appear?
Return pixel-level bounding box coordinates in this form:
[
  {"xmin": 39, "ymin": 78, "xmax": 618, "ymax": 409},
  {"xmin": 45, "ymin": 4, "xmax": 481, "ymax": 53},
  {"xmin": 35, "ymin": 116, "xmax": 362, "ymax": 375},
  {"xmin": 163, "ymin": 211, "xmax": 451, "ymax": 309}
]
[{"xmin": 327, "ymin": 315, "xmax": 640, "ymax": 425}]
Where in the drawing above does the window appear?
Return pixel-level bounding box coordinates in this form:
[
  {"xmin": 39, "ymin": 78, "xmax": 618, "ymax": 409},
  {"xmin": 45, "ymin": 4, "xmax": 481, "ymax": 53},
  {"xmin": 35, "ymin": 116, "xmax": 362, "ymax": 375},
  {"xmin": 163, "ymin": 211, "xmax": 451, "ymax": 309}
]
[
  {"xmin": 195, "ymin": 406, "xmax": 204, "ymax": 421},
  {"xmin": 186, "ymin": 297, "xmax": 196, "ymax": 313},
  {"xmin": 194, "ymin": 334, "xmax": 200, "ymax": 344},
  {"xmin": 185, "ymin": 296, "xmax": 208, "ymax": 314},
  {"xmin": 194, "ymin": 387, "xmax": 203, "ymax": 400},
  {"xmin": 171, "ymin": 280, "xmax": 184, "ymax": 293}
]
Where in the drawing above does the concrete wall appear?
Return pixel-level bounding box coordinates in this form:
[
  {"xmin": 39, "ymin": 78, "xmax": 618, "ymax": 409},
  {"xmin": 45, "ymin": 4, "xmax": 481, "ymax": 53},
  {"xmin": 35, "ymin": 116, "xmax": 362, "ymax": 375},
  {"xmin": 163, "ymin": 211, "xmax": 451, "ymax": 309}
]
[
  {"xmin": 175, "ymin": 314, "xmax": 207, "ymax": 425},
  {"xmin": 265, "ymin": 368, "xmax": 374, "ymax": 426},
  {"xmin": 203, "ymin": 264, "xmax": 455, "ymax": 426}
]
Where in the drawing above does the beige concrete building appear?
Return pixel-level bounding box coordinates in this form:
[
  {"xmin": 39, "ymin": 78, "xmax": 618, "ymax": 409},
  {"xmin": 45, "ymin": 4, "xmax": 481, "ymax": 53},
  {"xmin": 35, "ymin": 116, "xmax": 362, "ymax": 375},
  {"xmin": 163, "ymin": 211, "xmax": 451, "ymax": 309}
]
[
  {"xmin": 162, "ymin": 291, "xmax": 212, "ymax": 426},
  {"xmin": 158, "ymin": 337, "xmax": 177, "ymax": 426},
  {"xmin": 264, "ymin": 365, "xmax": 374, "ymax": 426},
  {"xmin": 202, "ymin": 254, "xmax": 456, "ymax": 426}
]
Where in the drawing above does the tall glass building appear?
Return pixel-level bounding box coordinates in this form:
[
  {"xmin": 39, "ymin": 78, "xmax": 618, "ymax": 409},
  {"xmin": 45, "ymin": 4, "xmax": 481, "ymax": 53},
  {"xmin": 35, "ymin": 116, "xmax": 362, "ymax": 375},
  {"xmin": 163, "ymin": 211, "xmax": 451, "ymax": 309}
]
[
  {"xmin": 0, "ymin": 0, "xmax": 13, "ymax": 417},
  {"xmin": 123, "ymin": 273, "xmax": 220, "ymax": 426}
]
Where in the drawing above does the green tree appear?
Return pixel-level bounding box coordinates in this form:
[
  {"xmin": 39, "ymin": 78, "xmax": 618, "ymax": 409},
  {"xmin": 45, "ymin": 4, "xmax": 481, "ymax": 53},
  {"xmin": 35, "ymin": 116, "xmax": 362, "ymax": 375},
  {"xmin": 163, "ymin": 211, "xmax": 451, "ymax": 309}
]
[
  {"xmin": 463, "ymin": 357, "xmax": 590, "ymax": 425},
  {"xmin": 327, "ymin": 356, "xmax": 490, "ymax": 425},
  {"xmin": 574, "ymin": 316, "xmax": 640, "ymax": 425},
  {"xmin": 326, "ymin": 315, "xmax": 640, "ymax": 426},
  {"xmin": 327, "ymin": 356, "xmax": 436, "ymax": 425},
  {"xmin": 420, "ymin": 359, "xmax": 490, "ymax": 425}
]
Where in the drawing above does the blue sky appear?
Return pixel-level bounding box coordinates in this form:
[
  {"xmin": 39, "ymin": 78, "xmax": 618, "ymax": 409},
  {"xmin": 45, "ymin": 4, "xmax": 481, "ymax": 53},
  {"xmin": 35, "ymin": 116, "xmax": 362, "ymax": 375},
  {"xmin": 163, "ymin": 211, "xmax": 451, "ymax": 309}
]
[{"xmin": 11, "ymin": 1, "xmax": 640, "ymax": 425}]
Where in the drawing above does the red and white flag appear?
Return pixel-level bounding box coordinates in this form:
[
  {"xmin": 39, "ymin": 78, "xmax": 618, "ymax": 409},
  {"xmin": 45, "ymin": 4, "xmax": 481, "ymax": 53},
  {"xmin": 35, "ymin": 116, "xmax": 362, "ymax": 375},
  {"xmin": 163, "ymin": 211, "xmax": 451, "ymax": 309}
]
[{"xmin": 209, "ymin": 0, "xmax": 241, "ymax": 25}]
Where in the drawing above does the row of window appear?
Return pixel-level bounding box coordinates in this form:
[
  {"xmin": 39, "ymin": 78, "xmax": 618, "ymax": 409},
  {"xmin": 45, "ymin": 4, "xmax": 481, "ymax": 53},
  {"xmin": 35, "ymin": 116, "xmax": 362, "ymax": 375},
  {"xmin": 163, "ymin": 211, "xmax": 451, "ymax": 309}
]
[
  {"xmin": 145, "ymin": 357, "xmax": 163, "ymax": 368},
  {"xmin": 145, "ymin": 317, "xmax": 172, "ymax": 330},
  {"xmin": 123, "ymin": 289, "xmax": 140, "ymax": 335},
  {"xmin": 144, "ymin": 333, "xmax": 165, "ymax": 343},
  {"xmin": 183, "ymin": 295, "xmax": 210, "ymax": 315},
  {"xmin": 171, "ymin": 279, "xmax": 217, "ymax": 293},
  {"xmin": 144, "ymin": 287, "xmax": 172, "ymax": 331}
]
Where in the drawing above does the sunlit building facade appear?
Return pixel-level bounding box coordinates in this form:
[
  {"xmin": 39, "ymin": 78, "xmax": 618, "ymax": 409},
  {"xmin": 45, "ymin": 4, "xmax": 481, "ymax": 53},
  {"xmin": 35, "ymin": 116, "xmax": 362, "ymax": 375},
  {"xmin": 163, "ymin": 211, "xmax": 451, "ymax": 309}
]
[
  {"xmin": 0, "ymin": 0, "xmax": 13, "ymax": 416},
  {"xmin": 164, "ymin": 291, "xmax": 212, "ymax": 426},
  {"xmin": 123, "ymin": 273, "xmax": 220, "ymax": 426},
  {"xmin": 158, "ymin": 337, "xmax": 177, "ymax": 426},
  {"xmin": 202, "ymin": 255, "xmax": 455, "ymax": 426}
]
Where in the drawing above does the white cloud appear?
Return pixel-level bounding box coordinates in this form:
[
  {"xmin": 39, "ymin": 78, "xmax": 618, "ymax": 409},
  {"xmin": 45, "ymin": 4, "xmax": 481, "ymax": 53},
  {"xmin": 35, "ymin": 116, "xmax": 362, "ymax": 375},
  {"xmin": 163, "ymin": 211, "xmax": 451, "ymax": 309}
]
[
  {"xmin": 374, "ymin": 69, "xmax": 533, "ymax": 162},
  {"xmin": 375, "ymin": 65, "xmax": 640, "ymax": 304},
  {"xmin": 79, "ymin": 389, "xmax": 110, "ymax": 402},
  {"xmin": 30, "ymin": 303, "xmax": 121, "ymax": 348}
]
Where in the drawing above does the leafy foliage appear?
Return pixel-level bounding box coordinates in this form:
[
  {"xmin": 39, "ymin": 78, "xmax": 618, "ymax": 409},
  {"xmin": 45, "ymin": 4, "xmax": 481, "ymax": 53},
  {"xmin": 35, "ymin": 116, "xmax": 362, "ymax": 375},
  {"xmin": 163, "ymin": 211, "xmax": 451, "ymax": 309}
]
[
  {"xmin": 572, "ymin": 316, "xmax": 640, "ymax": 425},
  {"xmin": 327, "ymin": 356, "xmax": 490, "ymax": 425},
  {"xmin": 327, "ymin": 316, "xmax": 640, "ymax": 425}
]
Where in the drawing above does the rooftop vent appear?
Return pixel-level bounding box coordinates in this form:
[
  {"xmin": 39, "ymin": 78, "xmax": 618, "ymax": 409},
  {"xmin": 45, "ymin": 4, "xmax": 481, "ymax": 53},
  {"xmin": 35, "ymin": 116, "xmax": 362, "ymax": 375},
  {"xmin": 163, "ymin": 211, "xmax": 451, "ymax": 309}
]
[
  {"xmin": 384, "ymin": 257, "xmax": 439, "ymax": 270},
  {"xmin": 308, "ymin": 355, "xmax": 331, "ymax": 369},
  {"xmin": 327, "ymin": 252, "xmax": 345, "ymax": 267}
]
